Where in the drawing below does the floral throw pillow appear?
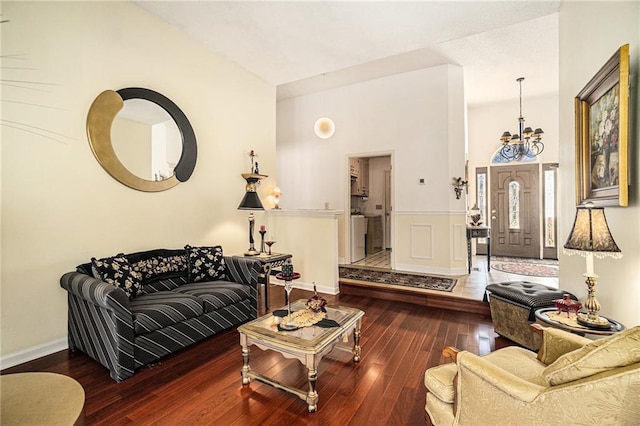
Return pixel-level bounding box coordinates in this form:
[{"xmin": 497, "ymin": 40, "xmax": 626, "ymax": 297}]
[
  {"xmin": 91, "ymin": 254, "xmax": 143, "ymax": 299},
  {"xmin": 185, "ymin": 245, "xmax": 226, "ymax": 283}
]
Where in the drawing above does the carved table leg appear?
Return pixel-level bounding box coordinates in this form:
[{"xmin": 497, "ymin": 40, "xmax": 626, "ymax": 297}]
[
  {"xmin": 352, "ymin": 319, "xmax": 362, "ymax": 362},
  {"xmin": 306, "ymin": 368, "xmax": 318, "ymax": 413},
  {"xmin": 241, "ymin": 341, "xmax": 251, "ymax": 385}
]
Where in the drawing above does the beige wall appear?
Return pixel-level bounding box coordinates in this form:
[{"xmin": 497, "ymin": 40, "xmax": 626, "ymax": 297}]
[
  {"xmin": 112, "ymin": 117, "xmax": 152, "ymax": 179},
  {"xmin": 267, "ymin": 210, "xmax": 341, "ymax": 295},
  {"xmin": 1, "ymin": 1, "xmax": 276, "ymax": 364},
  {"xmin": 558, "ymin": 1, "xmax": 640, "ymax": 327}
]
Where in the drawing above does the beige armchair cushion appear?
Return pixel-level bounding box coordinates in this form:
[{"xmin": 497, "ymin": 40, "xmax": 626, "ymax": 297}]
[
  {"xmin": 424, "ymin": 363, "xmax": 457, "ymax": 404},
  {"xmin": 544, "ymin": 326, "xmax": 640, "ymax": 386}
]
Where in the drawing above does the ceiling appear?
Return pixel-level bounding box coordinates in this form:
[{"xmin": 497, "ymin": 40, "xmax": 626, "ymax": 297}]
[{"xmin": 134, "ymin": 1, "xmax": 561, "ymax": 105}]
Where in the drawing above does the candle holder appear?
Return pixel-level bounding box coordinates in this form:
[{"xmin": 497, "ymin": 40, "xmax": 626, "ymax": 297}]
[
  {"xmin": 276, "ymin": 272, "xmax": 301, "ymax": 331},
  {"xmin": 259, "ymin": 230, "xmax": 266, "ymax": 253}
]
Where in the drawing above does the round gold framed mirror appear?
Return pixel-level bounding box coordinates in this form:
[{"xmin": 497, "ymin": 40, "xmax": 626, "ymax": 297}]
[{"xmin": 86, "ymin": 88, "xmax": 197, "ymax": 192}]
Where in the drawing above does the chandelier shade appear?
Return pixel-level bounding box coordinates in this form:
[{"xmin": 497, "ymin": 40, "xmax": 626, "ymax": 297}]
[{"xmin": 499, "ymin": 77, "xmax": 544, "ymax": 161}]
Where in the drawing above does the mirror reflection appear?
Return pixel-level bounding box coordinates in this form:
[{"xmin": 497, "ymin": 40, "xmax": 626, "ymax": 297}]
[{"xmin": 111, "ymin": 99, "xmax": 182, "ymax": 181}]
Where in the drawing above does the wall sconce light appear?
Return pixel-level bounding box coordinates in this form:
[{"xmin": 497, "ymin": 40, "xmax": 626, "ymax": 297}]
[
  {"xmin": 272, "ymin": 186, "xmax": 282, "ymax": 209},
  {"xmin": 314, "ymin": 117, "xmax": 335, "ymax": 139},
  {"xmin": 314, "ymin": 74, "xmax": 335, "ymax": 139},
  {"xmin": 452, "ymin": 177, "xmax": 468, "ymax": 200}
]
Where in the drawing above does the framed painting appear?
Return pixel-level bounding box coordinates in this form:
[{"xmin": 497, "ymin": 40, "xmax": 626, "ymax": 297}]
[{"xmin": 575, "ymin": 44, "xmax": 629, "ymax": 207}]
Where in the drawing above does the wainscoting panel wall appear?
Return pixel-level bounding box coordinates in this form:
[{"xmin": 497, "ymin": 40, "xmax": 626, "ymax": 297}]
[
  {"xmin": 410, "ymin": 224, "xmax": 433, "ymax": 259},
  {"xmin": 394, "ymin": 212, "xmax": 466, "ymax": 275}
]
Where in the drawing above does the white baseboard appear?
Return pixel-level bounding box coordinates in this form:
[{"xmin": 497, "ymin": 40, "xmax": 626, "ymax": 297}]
[{"xmin": 1, "ymin": 337, "xmax": 68, "ymax": 370}]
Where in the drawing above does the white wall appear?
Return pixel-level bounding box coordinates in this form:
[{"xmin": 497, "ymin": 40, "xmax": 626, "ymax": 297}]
[
  {"xmin": 1, "ymin": 1, "xmax": 276, "ymax": 364},
  {"xmin": 558, "ymin": 1, "xmax": 640, "ymax": 327},
  {"xmin": 468, "ymin": 93, "xmax": 560, "ymax": 188},
  {"xmin": 277, "ymin": 65, "xmax": 467, "ymax": 274}
]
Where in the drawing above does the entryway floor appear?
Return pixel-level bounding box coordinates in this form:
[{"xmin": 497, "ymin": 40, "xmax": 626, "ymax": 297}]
[{"xmin": 348, "ymin": 250, "xmax": 559, "ymax": 301}]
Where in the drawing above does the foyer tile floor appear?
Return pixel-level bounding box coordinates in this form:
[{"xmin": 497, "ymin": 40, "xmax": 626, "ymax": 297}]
[{"xmin": 351, "ymin": 250, "xmax": 559, "ymax": 301}]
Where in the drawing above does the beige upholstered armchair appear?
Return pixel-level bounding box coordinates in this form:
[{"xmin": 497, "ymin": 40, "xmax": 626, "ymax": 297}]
[{"xmin": 424, "ymin": 324, "xmax": 640, "ymax": 425}]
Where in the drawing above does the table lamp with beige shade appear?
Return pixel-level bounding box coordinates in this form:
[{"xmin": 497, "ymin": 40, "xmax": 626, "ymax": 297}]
[{"xmin": 563, "ymin": 202, "xmax": 622, "ymax": 329}]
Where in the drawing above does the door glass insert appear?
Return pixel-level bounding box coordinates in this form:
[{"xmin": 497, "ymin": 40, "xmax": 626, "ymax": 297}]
[
  {"xmin": 544, "ymin": 170, "xmax": 556, "ymax": 247},
  {"xmin": 508, "ymin": 181, "xmax": 520, "ymax": 229},
  {"xmin": 477, "ymin": 173, "xmax": 487, "ymax": 225}
]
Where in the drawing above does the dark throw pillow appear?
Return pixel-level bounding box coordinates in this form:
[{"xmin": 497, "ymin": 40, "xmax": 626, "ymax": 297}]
[
  {"xmin": 185, "ymin": 245, "xmax": 226, "ymax": 283},
  {"xmin": 91, "ymin": 254, "xmax": 143, "ymax": 299},
  {"xmin": 127, "ymin": 249, "xmax": 189, "ymax": 284}
]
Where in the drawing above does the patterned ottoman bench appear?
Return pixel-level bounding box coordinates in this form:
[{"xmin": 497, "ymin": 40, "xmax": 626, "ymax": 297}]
[{"xmin": 485, "ymin": 281, "xmax": 577, "ymax": 350}]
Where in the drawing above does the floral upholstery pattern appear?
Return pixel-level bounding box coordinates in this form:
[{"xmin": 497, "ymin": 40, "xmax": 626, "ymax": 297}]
[
  {"xmin": 543, "ymin": 326, "xmax": 640, "ymax": 385},
  {"xmin": 130, "ymin": 254, "xmax": 188, "ymax": 283},
  {"xmin": 185, "ymin": 245, "xmax": 226, "ymax": 282},
  {"xmin": 91, "ymin": 254, "xmax": 142, "ymax": 299},
  {"xmin": 536, "ymin": 327, "xmax": 592, "ymax": 365},
  {"xmin": 425, "ymin": 326, "xmax": 640, "ymax": 425}
]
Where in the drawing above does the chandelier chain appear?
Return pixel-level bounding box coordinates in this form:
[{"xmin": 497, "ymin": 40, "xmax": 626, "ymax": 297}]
[{"xmin": 499, "ymin": 77, "xmax": 544, "ymax": 161}]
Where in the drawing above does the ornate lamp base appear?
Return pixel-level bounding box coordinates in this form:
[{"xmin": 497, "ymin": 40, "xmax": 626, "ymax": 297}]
[
  {"xmin": 576, "ymin": 312, "xmax": 611, "ymax": 329},
  {"xmin": 245, "ymin": 248, "xmax": 260, "ymax": 256},
  {"xmin": 577, "ymin": 275, "xmax": 611, "ymax": 330}
]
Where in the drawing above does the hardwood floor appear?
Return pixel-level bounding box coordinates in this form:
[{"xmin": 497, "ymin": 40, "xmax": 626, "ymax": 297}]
[{"xmin": 2, "ymin": 287, "xmax": 513, "ymax": 425}]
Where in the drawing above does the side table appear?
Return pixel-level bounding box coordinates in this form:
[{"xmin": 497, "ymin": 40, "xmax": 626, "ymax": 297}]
[
  {"xmin": 233, "ymin": 253, "xmax": 292, "ymax": 314},
  {"xmin": 467, "ymin": 226, "xmax": 490, "ymax": 274},
  {"xmin": 534, "ymin": 307, "xmax": 625, "ymax": 336}
]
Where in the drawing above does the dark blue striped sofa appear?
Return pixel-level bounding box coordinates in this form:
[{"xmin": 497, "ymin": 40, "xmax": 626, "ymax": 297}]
[{"xmin": 60, "ymin": 248, "xmax": 261, "ymax": 381}]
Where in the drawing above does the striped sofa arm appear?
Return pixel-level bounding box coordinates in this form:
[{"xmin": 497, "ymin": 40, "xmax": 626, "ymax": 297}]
[
  {"xmin": 61, "ymin": 272, "xmax": 131, "ymax": 310},
  {"xmin": 223, "ymin": 256, "xmax": 261, "ymax": 318},
  {"xmin": 60, "ymin": 272, "xmax": 136, "ymax": 381}
]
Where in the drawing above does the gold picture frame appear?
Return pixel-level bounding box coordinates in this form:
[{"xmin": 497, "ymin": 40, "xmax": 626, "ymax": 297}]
[{"xmin": 575, "ymin": 44, "xmax": 629, "ymax": 207}]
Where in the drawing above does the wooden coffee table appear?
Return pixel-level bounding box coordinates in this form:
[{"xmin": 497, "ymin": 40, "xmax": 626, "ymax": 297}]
[{"xmin": 238, "ymin": 300, "xmax": 364, "ymax": 412}]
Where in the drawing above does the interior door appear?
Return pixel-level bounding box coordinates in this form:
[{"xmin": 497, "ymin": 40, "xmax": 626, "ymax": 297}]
[
  {"xmin": 490, "ymin": 164, "xmax": 540, "ymax": 258},
  {"xmin": 384, "ymin": 169, "xmax": 392, "ymax": 249}
]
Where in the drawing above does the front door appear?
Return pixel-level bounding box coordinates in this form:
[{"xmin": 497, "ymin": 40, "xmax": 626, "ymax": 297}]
[{"xmin": 490, "ymin": 164, "xmax": 540, "ymax": 258}]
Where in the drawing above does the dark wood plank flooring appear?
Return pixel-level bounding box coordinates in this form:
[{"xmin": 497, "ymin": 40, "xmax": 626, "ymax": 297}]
[{"xmin": 2, "ymin": 286, "xmax": 513, "ymax": 425}]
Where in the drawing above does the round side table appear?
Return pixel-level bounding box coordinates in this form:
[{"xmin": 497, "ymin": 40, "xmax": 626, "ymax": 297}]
[{"xmin": 535, "ymin": 307, "xmax": 625, "ymax": 336}]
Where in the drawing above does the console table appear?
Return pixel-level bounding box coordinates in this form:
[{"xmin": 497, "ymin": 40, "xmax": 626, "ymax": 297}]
[
  {"xmin": 234, "ymin": 253, "xmax": 292, "ymax": 313},
  {"xmin": 466, "ymin": 226, "xmax": 490, "ymax": 274}
]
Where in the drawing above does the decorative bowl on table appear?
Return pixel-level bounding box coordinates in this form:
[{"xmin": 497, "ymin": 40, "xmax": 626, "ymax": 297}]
[
  {"xmin": 305, "ymin": 281, "xmax": 327, "ymax": 313},
  {"xmin": 469, "ymin": 214, "xmax": 483, "ymax": 226}
]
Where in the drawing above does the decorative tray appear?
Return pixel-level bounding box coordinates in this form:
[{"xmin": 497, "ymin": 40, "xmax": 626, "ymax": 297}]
[{"xmin": 281, "ymin": 309, "xmax": 326, "ymax": 328}]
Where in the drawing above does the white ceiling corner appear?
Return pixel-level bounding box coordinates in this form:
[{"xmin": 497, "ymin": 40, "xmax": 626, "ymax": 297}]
[{"xmin": 133, "ymin": 1, "xmax": 561, "ymax": 105}]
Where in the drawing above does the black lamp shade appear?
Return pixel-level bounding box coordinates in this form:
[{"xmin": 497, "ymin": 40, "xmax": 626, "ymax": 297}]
[{"xmin": 238, "ymin": 191, "xmax": 264, "ymax": 210}]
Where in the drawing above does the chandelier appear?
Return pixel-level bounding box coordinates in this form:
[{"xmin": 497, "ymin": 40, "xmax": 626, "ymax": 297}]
[{"xmin": 499, "ymin": 77, "xmax": 544, "ymax": 161}]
